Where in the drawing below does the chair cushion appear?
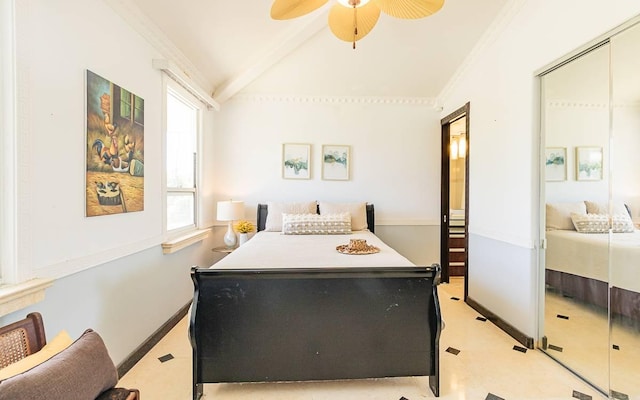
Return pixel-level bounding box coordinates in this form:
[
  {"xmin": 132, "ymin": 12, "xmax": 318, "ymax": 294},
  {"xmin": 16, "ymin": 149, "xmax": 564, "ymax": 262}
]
[
  {"xmin": 0, "ymin": 329, "xmax": 118, "ymax": 400},
  {"xmin": 0, "ymin": 330, "xmax": 72, "ymax": 381}
]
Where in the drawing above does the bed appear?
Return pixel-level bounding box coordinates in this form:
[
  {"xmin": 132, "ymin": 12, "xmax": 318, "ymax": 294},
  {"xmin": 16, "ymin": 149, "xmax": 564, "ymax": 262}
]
[
  {"xmin": 545, "ymin": 201, "xmax": 640, "ymax": 320},
  {"xmin": 189, "ymin": 202, "xmax": 442, "ymax": 399}
]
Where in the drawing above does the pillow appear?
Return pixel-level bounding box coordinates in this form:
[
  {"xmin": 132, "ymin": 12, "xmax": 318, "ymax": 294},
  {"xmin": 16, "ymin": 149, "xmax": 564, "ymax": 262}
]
[
  {"xmin": 264, "ymin": 201, "xmax": 317, "ymax": 232},
  {"xmin": 571, "ymin": 212, "xmax": 636, "ymax": 233},
  {"xmin": 318, "ymin": 202, "xmax": 368, "ymax": 231},
  {"xmin": 612, "ymin": 214, "xmax": 635, "ymax": 233},
  {"xmin": 585, "ymin": 200, "xmax": 630, "ymax": 217},
  {"xmin": 570, "ymin": 213, "xmax": 609, "ymax": 233},
  {"xmin": 0, "ymin": 330, "xmax": 73, "ymax": 381},
  {"xmin": 0, "ymin": 329, "xmax": 118, "ymax": 400},
  {"xmin": 546, "ymin": 202, "xmax": 586, "ymax": 230},
  {"xmin": 282, "ymin": 213, "xmax": 352, "ymax": 235}
]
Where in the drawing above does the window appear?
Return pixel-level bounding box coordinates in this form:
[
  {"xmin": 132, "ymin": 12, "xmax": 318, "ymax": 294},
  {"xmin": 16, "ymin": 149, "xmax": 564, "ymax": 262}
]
[
  {"xmin": 165, "ymin": 84, "xmax": 201, "ymax": 232},
  {"xmin": 1, "ymin": 0, "xmax": 17, "ymax": 285}
]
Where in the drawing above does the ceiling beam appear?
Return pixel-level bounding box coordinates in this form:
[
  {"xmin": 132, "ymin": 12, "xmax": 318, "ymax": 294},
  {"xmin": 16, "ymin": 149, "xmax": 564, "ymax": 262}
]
[{"xmin": 213, "ymin": 9, "xmax": 329, "ymax": 104}]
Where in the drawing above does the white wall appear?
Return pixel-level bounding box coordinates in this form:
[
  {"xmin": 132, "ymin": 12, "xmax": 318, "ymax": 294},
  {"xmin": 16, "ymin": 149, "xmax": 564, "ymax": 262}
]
[
  {"xmin": 212, "ymin": 96, "xmax": 442, "ymax": 265},
  {"xmin": 440, "ymin": 0, "xmax": 640, "ymax": 338},
  {"xmin": 0, "ymin": 0, "xmax": 219, "ymax": 365}
]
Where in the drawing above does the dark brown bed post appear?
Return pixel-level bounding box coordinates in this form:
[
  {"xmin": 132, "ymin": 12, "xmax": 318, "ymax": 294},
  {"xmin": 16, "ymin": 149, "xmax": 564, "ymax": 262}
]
[{"xmin": 190, "ymin": 266, "xmax": 204, "ymax": 400}]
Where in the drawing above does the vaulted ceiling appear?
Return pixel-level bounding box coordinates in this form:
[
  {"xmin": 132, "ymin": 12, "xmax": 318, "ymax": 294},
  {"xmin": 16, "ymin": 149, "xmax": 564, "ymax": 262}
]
[{"xmin": 124, "ymin": 0, "xmax": 508, "ymax": 103}]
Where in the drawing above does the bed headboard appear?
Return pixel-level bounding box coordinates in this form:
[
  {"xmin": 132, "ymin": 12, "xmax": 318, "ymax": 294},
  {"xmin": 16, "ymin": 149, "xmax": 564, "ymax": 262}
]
[{"xmin": 257, "ymin": 203, "xmax": 375, "ymax": 233}]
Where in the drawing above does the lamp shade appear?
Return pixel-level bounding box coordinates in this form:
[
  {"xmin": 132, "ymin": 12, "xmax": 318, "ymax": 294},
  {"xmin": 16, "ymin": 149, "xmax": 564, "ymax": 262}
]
[{"xmin": 217, "ymin": 200, "xmax": 244, "ymax": 221}]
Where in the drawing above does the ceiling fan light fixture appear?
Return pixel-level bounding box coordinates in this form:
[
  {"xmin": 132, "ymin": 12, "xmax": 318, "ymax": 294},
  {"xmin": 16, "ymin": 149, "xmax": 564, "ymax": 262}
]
[
  {"xmin": 271, "ymin": 0, "xmax": 444, "ymax": 48},
  {"xmin": 336, "ymin": 0, "xmax": 371, "ymax": 8}
]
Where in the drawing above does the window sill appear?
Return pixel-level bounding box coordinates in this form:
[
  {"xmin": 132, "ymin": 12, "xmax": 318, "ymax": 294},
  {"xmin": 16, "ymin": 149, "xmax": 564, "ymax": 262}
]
[
  {"xmin": 161, "ymin": 229, "xmax": 210, "ymax": 255},
  {"xmin": 0, "ymin": 278, "xmax": 55, "ymax": 318}
]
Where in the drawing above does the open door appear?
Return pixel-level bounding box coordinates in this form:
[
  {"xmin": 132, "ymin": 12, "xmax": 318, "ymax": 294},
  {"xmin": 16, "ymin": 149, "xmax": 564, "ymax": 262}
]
[{"xmin": 440, "ymin": 103, "xmax": 469, "ymax": 297}]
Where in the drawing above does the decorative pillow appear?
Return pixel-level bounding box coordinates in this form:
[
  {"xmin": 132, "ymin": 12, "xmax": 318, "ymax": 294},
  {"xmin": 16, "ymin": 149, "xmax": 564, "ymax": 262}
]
[
  {"xmin": 584, "ymin": 200, "xmax": 629, "ymax": 216},
  {"xmin": 571, "ymin": 213, "xmax": 609, "ymax": 233},
  {"xmin": 0, "ymin": 329, "xmax": 118, "ymax": 400},
  {"xmin": 612, "ymin": 214, "xmax": 635, "ymax": 233},
  {"xmin": 546, "ymin": 202, "xmax": 586, "ymax": 230},
  {"xmin": 264, "ymin": 201, "xmax": 317, "ymax": 232},
  {"xmin": 282, "ymin": 213, "xmax": 352, "ymax": 235},
  {"xmin": 318, "ymin": 202, "xmax": 368, "ymax": 231},
  {"xmin": 571, "ymin": 212, "xmax": 635, "ymax": 233},
  {"xmin": 0, "ymin": 330, "xmax": 73, "ymax": 381}
]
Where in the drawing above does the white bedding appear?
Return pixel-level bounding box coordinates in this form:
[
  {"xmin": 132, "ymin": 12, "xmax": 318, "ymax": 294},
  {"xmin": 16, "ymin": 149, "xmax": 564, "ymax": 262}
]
[
  {"xmin": 211, "ymin": 231, "xmax": 414, "ymax": 269},
  {"xmin": 546, "ymin": 229, "xmax": 640, "ymax": 293}
]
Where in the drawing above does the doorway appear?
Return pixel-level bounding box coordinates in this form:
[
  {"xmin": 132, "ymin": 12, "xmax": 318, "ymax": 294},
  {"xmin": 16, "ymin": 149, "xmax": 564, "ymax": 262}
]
[{"xmin": 440, "ymin": 103, "xmax": 470, "ymax": 298}]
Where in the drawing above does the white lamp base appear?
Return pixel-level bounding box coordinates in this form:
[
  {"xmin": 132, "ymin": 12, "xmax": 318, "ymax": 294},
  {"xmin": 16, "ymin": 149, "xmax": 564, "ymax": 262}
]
[{"xmin": 224, "ymin": 221, "xmax": 237, "ymax": 248}]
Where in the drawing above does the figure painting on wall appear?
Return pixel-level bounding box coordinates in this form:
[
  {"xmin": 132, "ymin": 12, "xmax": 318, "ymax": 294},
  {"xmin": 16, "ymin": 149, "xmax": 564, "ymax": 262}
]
[{"xmin": 86, "ymin": 70, "xmax": 145, "ymax": 217}]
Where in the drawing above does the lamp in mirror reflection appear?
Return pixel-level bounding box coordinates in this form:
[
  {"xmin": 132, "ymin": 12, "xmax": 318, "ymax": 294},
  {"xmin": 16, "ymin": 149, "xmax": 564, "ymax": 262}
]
[
  {"xmin": 217, "ymin": 200, "xmax": 244, "ymax": 248},
  {"xmin": 450, "ymin": 134, "xmax": 466, "ymax": 160}
]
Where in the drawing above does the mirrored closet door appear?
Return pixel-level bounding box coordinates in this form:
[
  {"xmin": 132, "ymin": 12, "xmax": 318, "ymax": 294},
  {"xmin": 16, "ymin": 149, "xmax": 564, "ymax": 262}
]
[{"xmin": 540, "ymin": 19, "xmax": 640, "ymax": 399}]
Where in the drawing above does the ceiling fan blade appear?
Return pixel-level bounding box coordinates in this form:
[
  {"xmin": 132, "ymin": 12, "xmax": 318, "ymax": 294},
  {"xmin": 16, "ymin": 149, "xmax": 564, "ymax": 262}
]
[
  {"xmin": 271, "ymin": 0, "xmax": 329, "ymax": 20},
  {"xmin": 328, "ymin": 2, "xmax": 381, "ymax": 43},
  {"xmin": 372, "ymin": 0, "xmax": 444, "ymax": 19}
]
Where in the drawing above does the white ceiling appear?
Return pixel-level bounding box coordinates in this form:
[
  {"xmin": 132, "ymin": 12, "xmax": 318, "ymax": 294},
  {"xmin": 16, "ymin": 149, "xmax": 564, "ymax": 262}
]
[{"xmin": 127, "ymin": 0, "xmax": 508, "ymax": 102}]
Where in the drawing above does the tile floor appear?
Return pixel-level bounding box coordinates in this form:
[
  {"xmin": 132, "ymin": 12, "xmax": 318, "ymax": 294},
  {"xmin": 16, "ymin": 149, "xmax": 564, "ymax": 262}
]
[
  {"xmin": 544, "ymin": 289, "xmax": 640, "ymax": 399},
  {"xmin": 119, "ymin": 278, "xmax": 605, "ymax": 399}
]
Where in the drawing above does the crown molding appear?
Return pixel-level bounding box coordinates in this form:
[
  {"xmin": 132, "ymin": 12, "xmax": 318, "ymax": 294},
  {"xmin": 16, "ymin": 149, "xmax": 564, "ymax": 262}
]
[
  {"xmin": 546, "ymin": 100, "xmax": 607, "ymax": 109},
  {"xmin": 103, "ymin": 0, "xmax": 214, "ymax": 95},
  {"xmin": 546, "ymin": 100, "xmax": 640, "ymax": 109},
  {"xmin": 229, "ymin": 94, "xmax": 440, "ymax": 107},
  {"xmin": 436, "ymin": 0, "xmax": 528, "ymax": 106}
]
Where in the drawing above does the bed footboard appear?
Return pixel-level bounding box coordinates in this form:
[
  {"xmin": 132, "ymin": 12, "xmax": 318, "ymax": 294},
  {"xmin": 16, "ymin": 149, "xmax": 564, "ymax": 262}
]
[{"xmin": 190, "ymin": 265, "xmax": 442, "ymax": 399}]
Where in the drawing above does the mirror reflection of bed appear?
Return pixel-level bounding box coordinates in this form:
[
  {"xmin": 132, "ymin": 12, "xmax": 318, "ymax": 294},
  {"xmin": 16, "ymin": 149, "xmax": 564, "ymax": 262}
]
[{"xmin": 541, "ymin": 19, "xmax": 640, "ymax": 398}]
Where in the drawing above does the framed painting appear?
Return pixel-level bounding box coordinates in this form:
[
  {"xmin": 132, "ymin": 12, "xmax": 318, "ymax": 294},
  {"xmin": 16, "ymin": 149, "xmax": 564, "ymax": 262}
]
[
  {"xmin": 322, "ymin": 145, "xmax": 350, "ymax": 181},
  {"xmin": 282, "ymin": 143, "xmax": 311, "ymax": 179},
  {"xmin": 85, "ymin": 70, "xmax": 145, "ymax": 217},
  {"xmin": 545, "ymin": 147, "xmax": 566, "ymax": 181},
  {"xmin": 576, "ymin": 147, "xmax": 603, "ymax": 181}
]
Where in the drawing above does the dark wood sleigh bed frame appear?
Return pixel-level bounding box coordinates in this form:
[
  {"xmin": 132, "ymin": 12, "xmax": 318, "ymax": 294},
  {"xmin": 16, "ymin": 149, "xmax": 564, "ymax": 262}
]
[{"xmin": 189, "ymin": 204, "xmax": 442, "ymax": 399}]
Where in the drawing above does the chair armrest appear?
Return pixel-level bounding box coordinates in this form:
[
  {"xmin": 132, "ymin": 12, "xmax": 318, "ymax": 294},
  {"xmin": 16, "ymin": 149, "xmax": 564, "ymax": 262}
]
[{"xmin": 96, "ymin": 387, "xmax": 140, "ymax": 400}]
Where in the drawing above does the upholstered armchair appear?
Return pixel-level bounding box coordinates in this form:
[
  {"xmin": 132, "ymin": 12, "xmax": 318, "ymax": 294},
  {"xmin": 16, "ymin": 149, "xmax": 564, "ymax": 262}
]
[{"xmin": 0, "ymin": 312, "xmax": 139, "ymax": 400}]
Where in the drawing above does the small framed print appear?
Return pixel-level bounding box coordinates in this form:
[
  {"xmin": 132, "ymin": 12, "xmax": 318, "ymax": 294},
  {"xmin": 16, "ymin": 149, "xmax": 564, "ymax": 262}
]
[
  {"xmin": 545, "ymin": 147, "xmax": 567, "ymax": 182},
  {"xmin": 282, "ymin": 143, "xmax": 311, "ymax": 179},
  {"xmin": 576, "ymin": 146, "xmax": 603, "ymax": 181},
  {"xmin": 322, "ymin": 145, "xmax": 350, "ymax": 181}
]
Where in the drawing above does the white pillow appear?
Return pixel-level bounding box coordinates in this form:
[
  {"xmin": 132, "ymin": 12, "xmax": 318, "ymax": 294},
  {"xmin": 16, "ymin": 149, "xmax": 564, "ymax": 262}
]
[
  {"xmin": 318, "ymin": 202, "xmax": 368, "ymax": 231},
  {"xmin": 612, "ymin": 214, "xmax": 635, "ymax": 233},
  {"xmin": 282, "ymin": 213, "xmax": 351, "ymax": 235},
  {"xmin": 546, "ymin": 202, "xmax": 586, "ymax": 230},
  {"xmin": 584, "ymin": 200, "xmax": 629, "ymax": 216},
  {"xmin": 264, "ymin": 201, "xmax": 317, "ymax": 232},
  {"xmin": 571, "ymin": 213, "xmax": 609, "ymax": 233},
  {"xmin": 570, "ymin": 213, "xmax": 635, "ymax": 233}
]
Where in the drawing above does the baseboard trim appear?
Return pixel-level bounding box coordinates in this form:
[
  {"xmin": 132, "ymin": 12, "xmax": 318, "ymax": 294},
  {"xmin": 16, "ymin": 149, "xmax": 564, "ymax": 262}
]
[
  {"xmin": 117, "ymin": 302, "xmax": 191, "ymax": 377},
  {"xmin": 466, "ymin": 296, "xmax": 535, "ymax": 349}
]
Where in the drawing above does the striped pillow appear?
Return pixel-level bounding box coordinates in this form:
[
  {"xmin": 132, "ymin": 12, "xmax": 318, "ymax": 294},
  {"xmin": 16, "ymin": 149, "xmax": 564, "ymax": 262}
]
[{"xmin": 282, "ymin": 213, "xmax": 351, "ymax": 235}]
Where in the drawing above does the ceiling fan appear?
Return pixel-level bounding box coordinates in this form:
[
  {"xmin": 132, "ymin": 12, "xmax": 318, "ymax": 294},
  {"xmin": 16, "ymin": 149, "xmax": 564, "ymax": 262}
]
[{"xmin": 270, "ymin": 0, "xmax": 445, "ymax": 49}]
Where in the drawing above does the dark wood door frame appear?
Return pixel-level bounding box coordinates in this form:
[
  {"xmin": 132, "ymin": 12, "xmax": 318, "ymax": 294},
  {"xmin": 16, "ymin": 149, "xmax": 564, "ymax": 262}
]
[{"xmin": 440, "ymin": 103, "xmax": 470, "ymax": 298}]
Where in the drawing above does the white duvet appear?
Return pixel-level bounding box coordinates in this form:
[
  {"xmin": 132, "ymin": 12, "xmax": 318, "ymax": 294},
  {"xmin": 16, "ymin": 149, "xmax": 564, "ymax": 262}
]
[
  {"xmin": 211, "ymin": 231, "xmax": 415, "ymax": 269},
  {"xmin": 546, "ymin": 229, "xmax": 640, "ymax": 293}
]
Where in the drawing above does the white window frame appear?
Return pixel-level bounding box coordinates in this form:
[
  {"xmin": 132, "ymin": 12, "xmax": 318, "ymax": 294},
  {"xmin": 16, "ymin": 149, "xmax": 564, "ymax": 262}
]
[
  {"xmin": 1, "ymin": 0, "xmax": 17, "ymax": 285},
  {"xmin": 163, "ymin": 77, "xmax": 204, "ymax": 238},
  {"xmin": 0, "ymin": 0, "xmax": 53, "ymax": 316}
]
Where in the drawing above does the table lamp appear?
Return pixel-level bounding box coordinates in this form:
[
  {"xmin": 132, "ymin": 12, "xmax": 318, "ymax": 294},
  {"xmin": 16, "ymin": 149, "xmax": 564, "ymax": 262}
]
[{"xmin": 217, "ymin": 200, "xmax": 244, "ymax": 248}]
